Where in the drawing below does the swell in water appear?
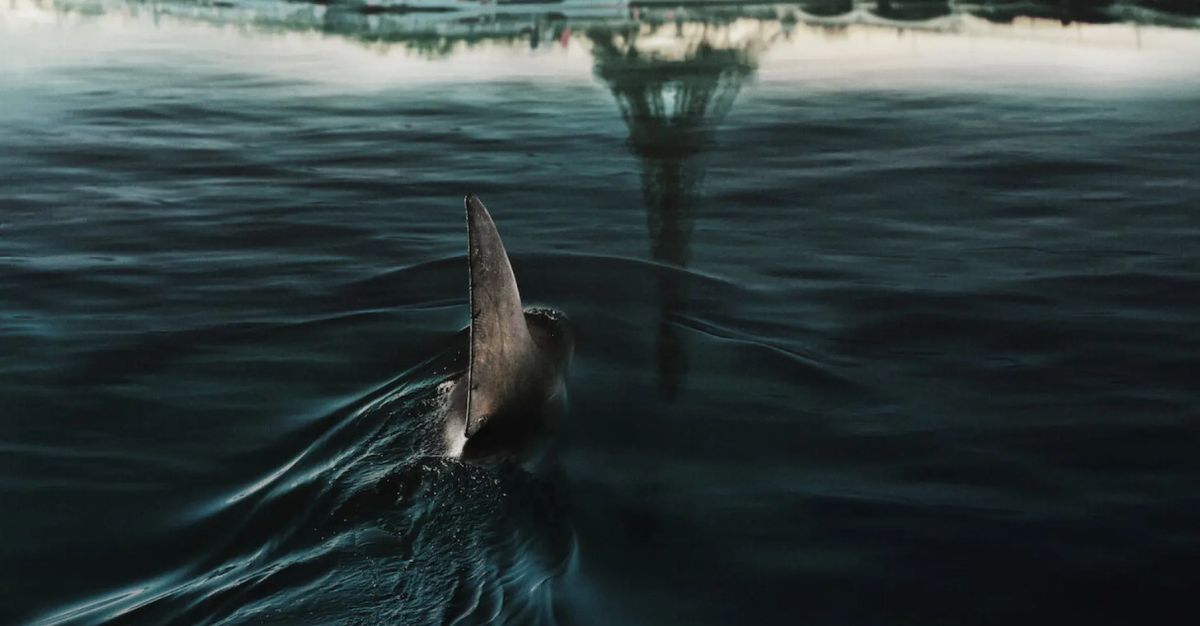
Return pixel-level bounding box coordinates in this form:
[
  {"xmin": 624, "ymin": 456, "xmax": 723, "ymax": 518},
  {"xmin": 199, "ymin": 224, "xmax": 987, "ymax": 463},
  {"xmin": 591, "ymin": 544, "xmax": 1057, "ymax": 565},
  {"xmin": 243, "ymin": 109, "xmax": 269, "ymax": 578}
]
[
  {"xmin": 17, "ymin": 248, "xmax": 738, "ymax": 626},
  {"xmin": 23, "ymin": 253, "xmax": 736, "ymax": 625},
  {"xmin": 31, "ymin": 319, "xmax": 575, "ymax": 626}
]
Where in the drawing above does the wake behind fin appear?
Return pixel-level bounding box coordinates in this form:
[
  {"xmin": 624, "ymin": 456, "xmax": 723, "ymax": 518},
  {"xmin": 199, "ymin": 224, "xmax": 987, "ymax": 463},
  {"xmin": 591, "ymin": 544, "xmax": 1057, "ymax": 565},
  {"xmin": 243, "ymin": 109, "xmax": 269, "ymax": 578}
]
[{"xmin": 464, "ymin": 194, "xmax": 537, "ymax": 438}]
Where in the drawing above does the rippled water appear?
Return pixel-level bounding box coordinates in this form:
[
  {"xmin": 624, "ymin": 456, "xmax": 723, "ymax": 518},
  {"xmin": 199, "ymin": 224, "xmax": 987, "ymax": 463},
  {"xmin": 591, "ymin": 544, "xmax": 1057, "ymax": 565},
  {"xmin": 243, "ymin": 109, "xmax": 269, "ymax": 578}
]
[{"xmin": 2, "ymin": 1, "xmax": 1199, "ymax": 624}]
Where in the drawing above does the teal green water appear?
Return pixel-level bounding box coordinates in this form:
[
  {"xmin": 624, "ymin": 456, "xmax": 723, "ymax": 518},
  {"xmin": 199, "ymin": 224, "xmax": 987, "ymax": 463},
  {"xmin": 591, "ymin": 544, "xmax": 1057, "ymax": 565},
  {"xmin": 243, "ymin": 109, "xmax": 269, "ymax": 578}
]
[{"xmin": 2, "ymin": 1, "xmax": 1200, "ymax": 624}]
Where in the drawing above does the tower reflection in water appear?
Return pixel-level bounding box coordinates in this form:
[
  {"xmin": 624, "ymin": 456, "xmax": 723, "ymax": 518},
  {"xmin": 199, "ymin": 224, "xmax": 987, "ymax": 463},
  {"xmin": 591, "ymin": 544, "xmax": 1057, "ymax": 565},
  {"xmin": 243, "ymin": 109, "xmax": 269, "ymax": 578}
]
[{"xmin": 588, "ymin": 18, "xmax": 779, "ymax": 398}]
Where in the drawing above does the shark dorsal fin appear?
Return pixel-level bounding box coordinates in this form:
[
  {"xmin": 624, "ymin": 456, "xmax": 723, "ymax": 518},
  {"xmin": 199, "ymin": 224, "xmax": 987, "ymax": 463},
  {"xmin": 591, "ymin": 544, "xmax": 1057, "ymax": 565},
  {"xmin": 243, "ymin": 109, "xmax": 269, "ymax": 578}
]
[{"xmin": 465, "ymin": 194, "xmax": 536, "ymax": 437}]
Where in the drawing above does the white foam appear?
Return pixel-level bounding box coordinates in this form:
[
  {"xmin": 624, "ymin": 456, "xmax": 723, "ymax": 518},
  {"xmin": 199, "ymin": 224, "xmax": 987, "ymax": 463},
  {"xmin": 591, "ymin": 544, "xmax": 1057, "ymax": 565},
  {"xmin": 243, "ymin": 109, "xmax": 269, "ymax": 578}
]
[{"xmin": 437, "ymin": 379, "xmax": 468, "ymax": 459}]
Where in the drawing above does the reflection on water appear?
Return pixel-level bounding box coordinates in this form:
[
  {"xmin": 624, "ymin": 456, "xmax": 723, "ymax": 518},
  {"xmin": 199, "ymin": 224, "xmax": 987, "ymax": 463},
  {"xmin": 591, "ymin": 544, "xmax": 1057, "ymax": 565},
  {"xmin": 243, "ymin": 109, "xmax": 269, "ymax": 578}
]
[
  {"xmin": 3, "ymin": 1, "xmax": 1200, "ymax": 625},
  {"xmin": 10, "ymin": 0, "xmax": 1200, "ymax": 90},
  {"xmin": 589, "ymin": 20, "xmax": 769, "ymax": 397},
  {"xmin": 19, "ymin": 0, "xmax": 1200, "ymax": 53}
]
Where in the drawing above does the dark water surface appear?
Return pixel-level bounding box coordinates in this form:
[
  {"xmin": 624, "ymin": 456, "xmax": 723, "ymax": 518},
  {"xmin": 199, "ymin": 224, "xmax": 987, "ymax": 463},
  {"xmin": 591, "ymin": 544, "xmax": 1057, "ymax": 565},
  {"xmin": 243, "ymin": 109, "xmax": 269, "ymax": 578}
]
[{"xmin": 3, "ymin": 1, "xmax": 1200, "ymax": 624}]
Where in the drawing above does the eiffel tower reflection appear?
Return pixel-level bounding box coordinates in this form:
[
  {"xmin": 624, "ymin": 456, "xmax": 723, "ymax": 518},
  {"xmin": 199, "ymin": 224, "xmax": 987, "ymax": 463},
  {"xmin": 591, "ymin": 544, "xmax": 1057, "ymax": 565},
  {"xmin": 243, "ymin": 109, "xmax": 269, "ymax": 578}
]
[{"xmin": 588, "ymin": 19, "xmax": 781, "ymax": 399}]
